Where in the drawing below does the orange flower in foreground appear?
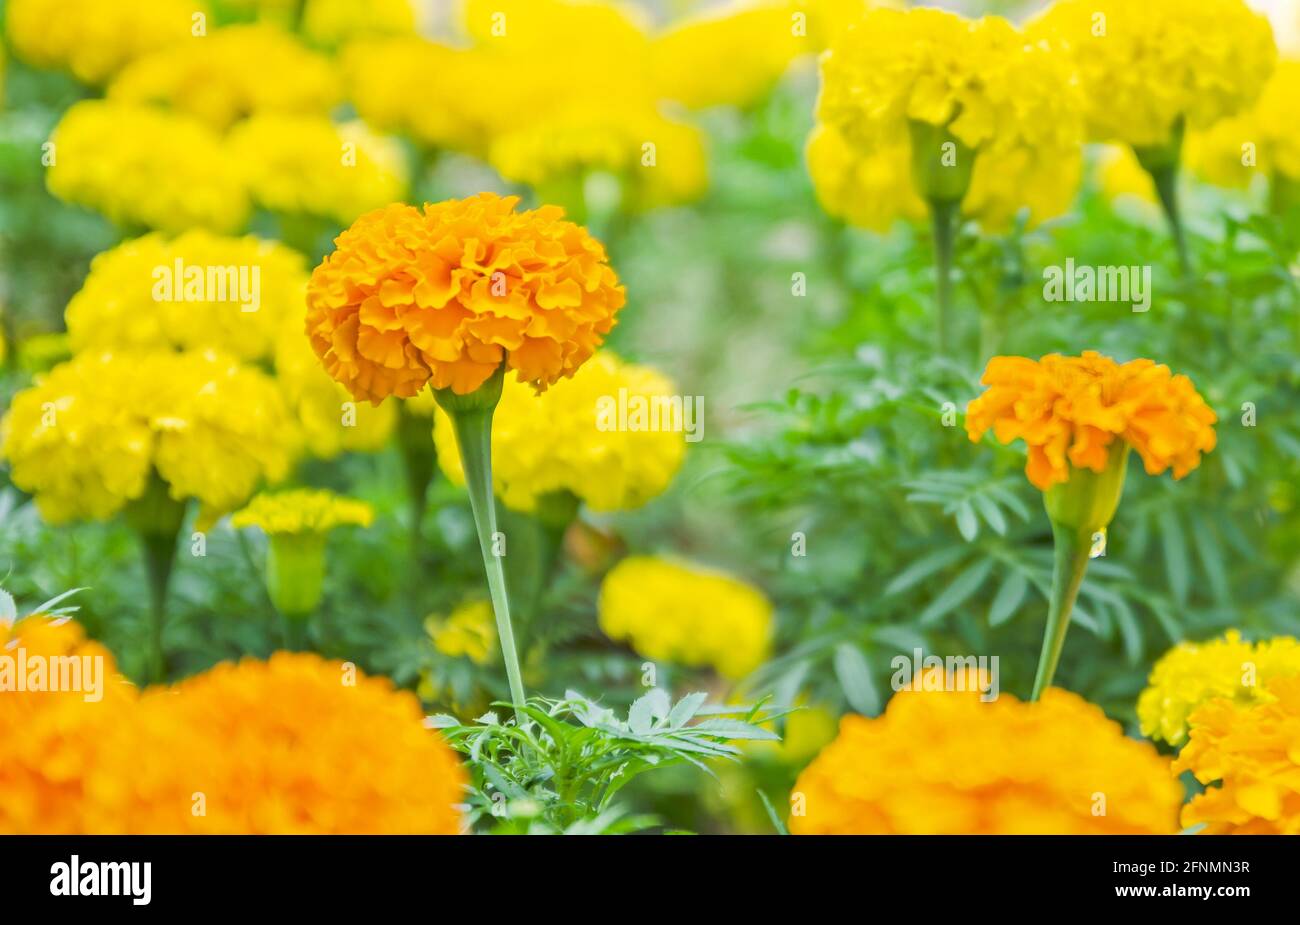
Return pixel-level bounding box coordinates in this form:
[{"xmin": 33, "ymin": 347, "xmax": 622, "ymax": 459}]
[
  {"xmin": 0, "ymin": 616, "xmax": 135, "ymax": 834},
  {"xmin": 89, "ymin": 652, "xmax": 466, "ymax": 834},
  {"xmin": 305, "ymin": 192, "xmax": 626, "ymax": 402},
  {"xmin": 790, "ymin": 678, "xmax": 1181, "ymax": 835},
  {"xmin": 1174, "ymin": 676, "xmax": 1300, "ymax": 834},
  {"xmin": 966, "ymin": 351, "xmax": 1216, "ymax": 490}
]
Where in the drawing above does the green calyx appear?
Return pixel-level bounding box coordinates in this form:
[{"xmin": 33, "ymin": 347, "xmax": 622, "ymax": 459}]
[
  {"xmin": 265, "ymin": 532, "xmax": 327, "ymax": 620},
  {"xmin": 909, "ymin": 119, "xmax": 976, "ymax": 206},
  {"xmin": 433, "ymin": 364, "xmax": 505, "ymax": 416},
  {"xmin": 1044, "ymin": 442, "xmax": 1131, "ymax": 536}
]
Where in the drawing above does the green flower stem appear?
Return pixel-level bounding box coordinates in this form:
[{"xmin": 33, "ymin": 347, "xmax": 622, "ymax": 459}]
[
  {"xmin": 282, "ymin": 612, "xmax": 307, "ymax": 651},
  {"xmin": 1147, "ymin": 163, "xmax": 1192, "ymax": 279},
  {"xmin": 436, "ymin": 369, "xmax": 527, "ymax": 720},
  {"xmin": 139, "ymin": 529, "xmax": 179, "ymax": 684},
  {"xmin": 930, "ymin": 198, "xmax": 959, "ymax": 359},
  {"xmin": 1030, "ymin": 522, "xmax": 1093, "ymax": 702}
]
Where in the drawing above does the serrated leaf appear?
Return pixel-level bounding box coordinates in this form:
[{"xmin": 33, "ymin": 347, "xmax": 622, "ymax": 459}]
[
  {"xmin": 666, "ymin": 691, "xmax": 709, "ymax": 730},
  {"xmin": 955, "ymin": 501, "xmax": 978, "ymax": 541},
  {"xmin": 833, "ymin": 643, "xmax": 880, "ymax": 715},
  {"xmin": 973, "ymin": 493, "xmax": 1007, "ymax": 536},
  {"xmin": 988, "ymin": 570, "xmax": 1028, "ymax": 626},
  {"xmin": 628, "ymin": 688, "xmax": 671, "ymax": 735},
  {"xmin": 883, "ymin": 546, "xmax": 967, "ymax": 596},
  {"xmin": 918, "ymin": 559, "xmax": 993, "ymax": 626},
  {"xmin": 1158, "ymin": 507, "xmax": 1190, "ymax": 604}
]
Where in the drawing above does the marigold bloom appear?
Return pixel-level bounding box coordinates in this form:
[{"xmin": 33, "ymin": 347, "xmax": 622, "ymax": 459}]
[
  {"xmin": 46, "ymin": 102, "xmax": 248, "ymax": 234},
  {"xmin": 790, "ymin": 683, "xmax": 1182, "ymax": 834},
  {"xmin": 1138, "ymin": 631, "xmax": 1300, "ymax": 747},
  {"xmin": 87, "ymin": 653, "xmax": 466, "ymax": 834},
  {"xmin": 598, "ymin": 556, "xmax": 772, "ymax": 679},
  {"xmin": 806, "ymin": 124, "xmax": 926, "ymax": 232},
  {"xmin": 275, "ymin": 316, "xmax": 396, "ymax": 458},
  {"xmin": 65, "ymin": 232, "xmax": 307, "ymax": 363},
  {"xmin": 230, "ymin": 488, "xmax": 373, "ymax": 535},
  {"xmin": 966, "ymin": 352, "xmax": 1217, "ymax": 492},
  {"xmin": 228, "ymin": 116, "xmax": 409, "ymax": 226},
  {"xmin": 108, "ymin": 23, "xmax": 340, "ymax": 130},
  {"xmin": 426, "ymin": 600, "xmax": 496, "ymax": 665},
  {"xmin": 1095, "ymin": 144, "xmax": 1157, "ymax": 205},
  {"xmin": 301, "ymin": 0, "xmax": 416, "ymax": 49},
  {"xmin": 306, "ymin": 193, "xmax": 626, "ymax": 402},
  {"xmin": 1028, "ymin": 0, "xmax": 1275, "ymax": 149},
  {"xmin": 1174, "ymin": 677, "xmax": 1300, "ymax": 834},
  {"xmin": 488, "ymin": 105, "xmax": 707, "ymax": 212},
  {"xmin": 650, "ymin": 3, "xmax": 808, "ymax": 110},
  {"xmin": 1186, "ymin": 61, "xmax": 1300, "ymax": 189},
  {"xmin": 0, "ymin": 350, "xmax": 295, "ymax": 524},
  {"xmin": 0, "ymin": 616, "xmax": 135, "ymax": 834},
  {"xmin": 434, "ymin": 351, "xmax": 685, "ymax": 513},
  {"xmin": 4, "ymin": 0, "xmax": 200, "ymax": 84},
  {"xmin": 816, "ymin": 7, "xmax": 1082, "ymax": 228}
]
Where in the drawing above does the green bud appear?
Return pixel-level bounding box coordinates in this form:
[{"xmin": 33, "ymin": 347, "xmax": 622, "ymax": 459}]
[
  {"xmin": 266, "ymin": 533, "xmax": 327, "ymax": 619},
  {"xmin": 908, "ymin": 119, "xmax": 976, "ymax": 205},
  {"xmin": 1044, "ymin": 443, "xmax": 1131, "ymax": 535}
]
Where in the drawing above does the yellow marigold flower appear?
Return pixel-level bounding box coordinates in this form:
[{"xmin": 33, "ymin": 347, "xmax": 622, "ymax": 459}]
[
  {"xmin": 1138, "ymin": 631, "xmax": 1300, "ymax": 747},
  {"xmin": 0, "ymin": 350, "xmax": 295, "ymax": 524},
  {"xmin": 108, "ymin": 23, "xmax": 340, "ymax": 131},
  {"xmin": 966, "ymin": 352, "xmax": 1217, "ymax": 492},
  {"xmin": 4, "ymin": 0, "xmax": 201, "ymax": 84},
  {"xmin": 301, "ymin": 0, "xmax": 416, "ymax": 49},
  {"xmin": 0, "ymin": 616, "xmax": 136, "ymax": 834},
  {"xmin": 650, "ymin": 2, "xmax": 809, "ymax": 110},
  {"xmin": 1028, "ymin": 0, "xmax": 1276, "ymax": 149},
  {"xmin": 817, "ymin": 7, "xmax": 1082, "ymax": 228},
  {"xmin": 228, "ymin": 115, "xmax": 409, "ymax": 226},
  {"xmin": 46, "ymin": 102, "xmax": 248, "ymax": 234},
  {"xmin": 1095, "ymin": 144, "xmax": 1157, "ymax": 204},
  {"xmin": 89, "ymin": 653, "xmax": 466, "ymax": 834},
  {"xmin": 598, "ymin": 556, "xmax": 772, "ymax": 679},
  {"xmin": 14, "ymin": 332, "xmax": 70, "ymax": 374},
  {"xmin": 1174, "ymin": 677, "xmax": 1300, "ymax": 834},
  {"xmin": 488, "ymin": 104, "xmax": 707, "ymax": 211},
  {"xmin": 65, "ymin": 231, "xmax": 307, "ymax": 363},
  {"xmin": 790, "ymin": 684, "xmax": 1182, "ymax": 834},
  {"xmin": 805, "ymin": 123, "xmax": 925, "ymax": 232},
  {"xmin": 434, "ymin": 351, "xmax": 685, "ymax": 512},
  {"xmin": 343, "ymin": 39, "xmax": 505, "ymax": 154},
  {"xmin": 275, "ymin": 315, "xmax": 396, "ymax": 458},
  {"xmin": 230, "ymin": 488, "xmax": 373, "ymax": 535},
  {"xmin": 306, "ymin": 193, "xmax": 626, "ymax": 401},
  {"xmin": 426, "ymin": 599, "xmax": 496, "ymax": 665},
  {"xmin": 1186, "ymin": 61, "xmax": 1300, "ymax": 189}
]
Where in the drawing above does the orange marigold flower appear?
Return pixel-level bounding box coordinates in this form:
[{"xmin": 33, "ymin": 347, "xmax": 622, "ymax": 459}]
[
  {"xmin": 1174, "ymin": 676, "xmax": 1300, "ymax": 834},
  {"xmin": 789, "ymin": 681, "xmax": 1182, "ymax": 835},
  {"xmin": 305, "ymin": 192, "xmax": 626, "ymax": 402},
  {"xmin": 89, "ymin": 652, "xmax": 466, "ymax": 834},
  {"xmin": 0, "ymin": 616, "xmax": 136, "ymax": 834},
  {"xmin": 966, "ymin": 351, "xmax": 1216, "ymax": 491}
]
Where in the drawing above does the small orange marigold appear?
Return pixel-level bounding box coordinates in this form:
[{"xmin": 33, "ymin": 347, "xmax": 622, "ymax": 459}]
[
  {"xmin": 305, "ymin": 192, "xmax": 626, "ymax": 402},
  {"xmin": 966, "ymin": 351, "xmax": 1216, "ymax": 490}
]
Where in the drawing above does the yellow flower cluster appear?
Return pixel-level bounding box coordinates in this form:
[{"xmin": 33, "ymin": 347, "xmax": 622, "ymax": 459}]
[
  {"xmin": 434, "ymin": 351, "xmax": 686, "ymax": 513},
  {"xmin": 108, "ymin": 23, "xmax": 340, "ymax": 131},
  {"xmin": 1095, "ymin": 144, "xmax": 1157, "ymax": 205},
  {"xmin": 47, "ymin": 102, "xmax": 248, "ymax": 234},
  {"xmin": 1028, "ymin": 0, "xmax": 1275, "ymax": 149},
  {"xmin": 65, "ymin": 231, "xmax": 307, "ymax": 362},
  {"xmin": 228, "ymin": 115, "xmax": 409, "ymax": 226},
  {"xmin": 966, "ymin": 352, "xmax": 1217, "ymax": 491},
  {"xmin": 805, "ymin": 125, "xmax": 925, "ymax": 232},
  {"xmin": 426, "ymin": 600, "xmax": 496, "ymax": 665},
  {"xmin": 1186, "ymin": 61, "xmax": 1300, "ymax": 189},
  {"xmin": 1175, "ymin": 676, "xmax": 1300, "ymax": 834},
  {"xmin": 790, "ymin": 682, "xmax": 1182, "ymax": 834},
  {"xmin": 815, "ymin": 7, "xmax": 1083, "ymax": 230},
  {"xmin": 1138, "ymin": 631, "xmax": 1300, "ymax": 746},
  {"xmin": 230, "ymin": 488, "xmax": 373, "ymax": 535},
  {"xmin": 4, "ymin": 0, "xmax": 201, "ymax": 84},
  {"xmin": 306, "ymin": 193, "xmax": 626, "ymax": 400},
  {"xmin": 598, "ymin": 556, "xmax": 772, "ymax": 679},
  {"xmin": 274, "ymin": 315, "xmax": 396, "ymax": 458},
  {"xmin": 0, "ymin": 350, "xmax": 294, "ymax": 524},
  {"xmin": 0, "ymin": 616, "xmax": 135, "ymax": 834},
  {"xmin": 650, "ymin": 2, "xmax": 808, "ymax": 111},
  {"xmin": 301, "ymin": 0, "xmax": 417, "ymax": 49}
]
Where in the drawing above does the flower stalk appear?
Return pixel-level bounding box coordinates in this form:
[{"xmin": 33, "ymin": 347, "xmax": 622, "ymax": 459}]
[
  {"xmin": 1134, "ymin": 119, "xmax": 1192, "ymax": 278},
  {"xmin": 909, "ymin": 120, "xmax": 973, "ymax": 360},
  {"xmin": 123, "ymin": 474, "xmax": 186, "ymax": 684},
  {"xmin": 434, "ymin": 366, "xmax": 527, "ymax": 721}
]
